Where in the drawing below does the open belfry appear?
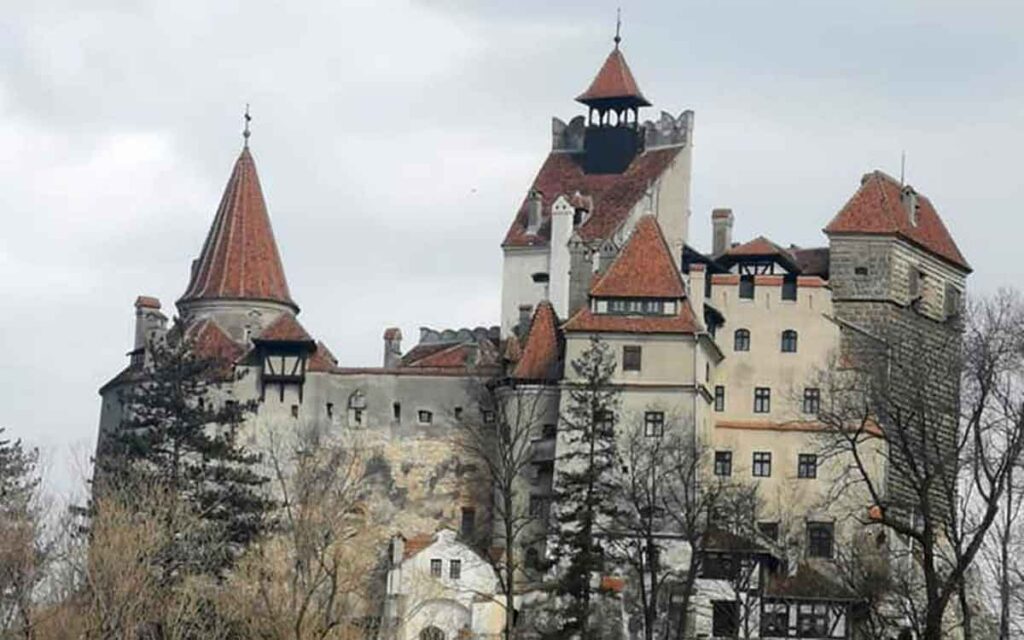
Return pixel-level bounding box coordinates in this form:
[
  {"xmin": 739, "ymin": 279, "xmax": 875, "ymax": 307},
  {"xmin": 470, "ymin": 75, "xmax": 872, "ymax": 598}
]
[{"xmin": 98, "ymin": 28, "xmax": 969, "ymax": 640}]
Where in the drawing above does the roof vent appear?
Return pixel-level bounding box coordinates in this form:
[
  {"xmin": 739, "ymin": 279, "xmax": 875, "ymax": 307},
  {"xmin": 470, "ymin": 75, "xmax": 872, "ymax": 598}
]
[{"xmin": 526, "ymin": 189, "xmax": 544, "ymax": 234}]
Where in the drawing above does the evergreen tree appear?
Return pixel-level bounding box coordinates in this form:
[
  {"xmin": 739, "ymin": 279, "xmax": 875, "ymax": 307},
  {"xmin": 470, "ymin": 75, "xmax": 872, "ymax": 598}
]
[
  {"xmin": 97, "ymin": 319, "xmax": 270, "ymax": 577},
  {"xmin": 0, "ymin": 428, "xmax": 42, "ymax": 635},
  {"xmin": 551, "ymin": 335, "xmax": 623, "ymax": 638}
]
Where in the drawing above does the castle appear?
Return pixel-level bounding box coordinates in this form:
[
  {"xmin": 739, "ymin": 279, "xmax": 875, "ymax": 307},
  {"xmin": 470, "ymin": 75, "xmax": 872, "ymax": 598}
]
[{"xmin": 98, "ymin": 34, "xmax": 969, "ymax": 640}]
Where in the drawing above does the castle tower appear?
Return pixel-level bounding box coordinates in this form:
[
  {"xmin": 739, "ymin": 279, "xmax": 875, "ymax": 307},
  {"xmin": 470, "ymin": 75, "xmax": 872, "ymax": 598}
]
[
  {"xmin": 500, "ymin": 32, "xmax": 694, "ymax": 336},
  {"xmin": 177, "ymin": 144, "xmax": 298, "ymax": 342}
]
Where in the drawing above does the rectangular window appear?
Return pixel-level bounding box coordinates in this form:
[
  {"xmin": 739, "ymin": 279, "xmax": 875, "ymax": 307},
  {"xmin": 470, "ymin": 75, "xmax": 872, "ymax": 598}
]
[
  {"xmin": 644, "ymin": 411, "xmax": 665, "ymax": 437},
  {"xmin": 418, "ymin": 410, "xmax": 433, "ymax": 425},
  {"xmin": 754, "ymin": 387, "xmax": 771, "ymax": 413},
  {"xmin": 781, "ymin": 274, "xmax": 798, "ymax": 300},
  {"xmin": 454, "ymin": 406, "xmax": 463, "ymax": 420},
  {"xmin": 781, "ymin": 330, "xmax": 798, "ymax": 353},
  {"xmin": 622, "ymin": 345, "xmax": 642, "ymax": 372},
  {"xmin": 758, "ymin": 521, "xmax": 779, "ymax": 542},
  {"xmin": 595, "ymin": 410, "xmax": 614, "ymax": 431},
  {"xmin": 798, "ymin": 454, "xmax": 818, "ymax": 479},
  {"xmin": 325, "ymin": 402, "xmax": 334, "ymax": 419},
  {"xmin": 909, "ymin": 266, "xmax": 924, "ymax": 302},
  {"xmin": 482, "ymin": 410, "xmax": 496, "ymax": 424},
  {"xmin": 701, "ymin": 553, "xmax": 737, "ymax": 580},
  {"xmin": 739, "ymin": 274, "xmax": 755, "ymax": 299},
  {"xmin": 761, "ymin": 602, "xmax": 790, "ymax": 637},
  {"xmin": 753, "ymin": 451, "xmax": 772, "ymax": 477},
  {"xmin": 714, "ymin": 451, "xmax": 732, "ymax": 477},
  {"xmin": 714, "ymin": 385, "xmax": 725, "ymax": 412},
  {"xmin": 430, "ymin": 558, "xmax": 442, "ymax": 577},
  {"xmin": 449, "ymin": 559, "xmax": 462, "ymax": 580},
  {"xmin": 529, "ymin": 495, "xmax": 551, "ymax": 522},
  {"xmin": 797, "ymin": 603, "xmax": 829, "ymax": 637},
  {"xmin": 460, "ymin": 507, "xmax": 475, "ymax": 538},
  {"xmin": 945, "ymin": 284, "xmax": 962, "ymax": 319},
  {"xmin": 807, "ymin": 522, "xmax": 834, "ymax": 558},
  {"xmin": 393, "ymin": 402, "xmax": 401, "ymax": 421},
  {"xmin": 712, "ymin": 600, "xmax": 740, "ymax": 636},
  {"xmin": 290, "ymin": 404, "xmax": 299, "ymax": 419},
  {"xmin": 542, "ymin": 423, "xmax": 557, "ymax": 439},
  {"xmin": 803, "ymin": 388, "xmax": 820, "ymax": 414}
]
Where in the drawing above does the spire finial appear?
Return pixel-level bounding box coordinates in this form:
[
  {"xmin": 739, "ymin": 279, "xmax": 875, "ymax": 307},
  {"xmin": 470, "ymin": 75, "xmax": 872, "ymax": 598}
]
[
  {"xmin": 614, "ymin": 8, "xmax": 622, "ymax": 48},
  {"xmin": 900, "ymin": 150, "xmax": 906, "ymax": 186},
  {"xmin": 243, "ymin": 103, "xmax": 252, "ymax": 148}
]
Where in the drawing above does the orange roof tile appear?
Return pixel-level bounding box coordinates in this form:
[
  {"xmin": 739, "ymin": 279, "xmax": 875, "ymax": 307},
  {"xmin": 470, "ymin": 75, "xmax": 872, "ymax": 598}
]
[
  {"xmin": 599, "ymin": 575, "xmax": 626, "ymax": 593},
  {"xmin": 576, "ymin": 47, "xmax": 650, "ymax": 108},
  {"xmin": 726, "ymin": 236, "xmax": 788, "ymax": 257},
  {"xmin": 513, "ymin": 301, "xmax": 562, "ymax": 381},
  {"xmin": 179, "ymin": 148, "xmax": 297, "ymax": 309},
  {"xmin": 402, "ymin": 533, "xmax": 435, "ymax": 560},
  {"xmin": 824, "ymin": 171, "xmax": 970, "ymax": 271},
  {"xmin": 255, "ymin": 313, "xmax": 313, "ymax": 343},
  {"xmin": 590, "ymin": 216, "xmax": 685, "ymax": 298},
  {"xmin": 188, "ymin": 319, "xmax": 245, "ymax": 369},
  {"xmin": 308, "ymin": 341, "xmax": 338, "ymax": 372},
  {"xmin": 503, "ymin": 148, "xmax": 682, "ymax": 248},
  {"xmin": 134, "ymin": 295, "xmax": 161, "ymax": 310},
  {"xmin": 564, "ymin": 301, "xmax": 701, "ymax": 334}
]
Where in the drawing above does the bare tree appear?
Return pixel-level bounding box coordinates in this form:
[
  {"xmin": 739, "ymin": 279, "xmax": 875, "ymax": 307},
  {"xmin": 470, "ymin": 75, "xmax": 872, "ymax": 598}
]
[
  {"xmin": 220, "ymin": 426, "xmax": 385, "ymax": 640},
  {"xmin": 0, "ymin": 428, "xmax": 43, "ymax": 638},
  {"xmin": 817, "ymin": 291, "xmax": 1024, "ymax": 640},
  {"xmin": 455, "ymin": 377, "xmax": 550, "ymax": 640}
]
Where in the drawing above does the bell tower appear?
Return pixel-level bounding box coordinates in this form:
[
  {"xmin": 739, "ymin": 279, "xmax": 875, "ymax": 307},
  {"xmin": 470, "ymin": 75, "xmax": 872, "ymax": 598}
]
[{"xmin": 575, "ymin": 21, "xmax": 651, "ymax": 174}]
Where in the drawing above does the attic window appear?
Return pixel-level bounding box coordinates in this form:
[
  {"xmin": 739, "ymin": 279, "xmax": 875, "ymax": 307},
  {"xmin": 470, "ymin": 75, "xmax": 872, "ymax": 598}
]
[
  {"xmin": 608, "ymin": 299, "xmax": 666, "ymax": 315},
  {"xmin": 531, "ymin": 272, "xmax": 550, "ymax": 284}
]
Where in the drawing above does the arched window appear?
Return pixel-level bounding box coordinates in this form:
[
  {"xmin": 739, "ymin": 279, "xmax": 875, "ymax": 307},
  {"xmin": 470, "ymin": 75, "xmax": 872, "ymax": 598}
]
[
  {"xmin": 781, "ymin": 330, "xmax": 798, "ymax": 353},
  {"xmin": 420, "ymin": 627, "xmax": 445, "ymax": 640},
  {"xmin": 734, "ymin": 329, "xmax": 750, "ymax": 352},
  {"xmin": 348, "ymin": 390, "xmax": 366, "ymax": 427}
]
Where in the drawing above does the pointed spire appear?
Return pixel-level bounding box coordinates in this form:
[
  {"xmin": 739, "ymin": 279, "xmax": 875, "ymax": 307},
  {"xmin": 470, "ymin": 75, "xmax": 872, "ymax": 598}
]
[
  {"xmin": 178, "ymin": 147, "xmax": 298, "ymax": 311},
  {"xmin": 614, "ymin": 8, "xmax": 622, "ymax": 49},
  {"xmin": 576, "ymin": 37, "xmax": 650, "ymax": 109},
  {"xmin": 243, "ymin": 104, "xmax": 252, "ymax": 148}
]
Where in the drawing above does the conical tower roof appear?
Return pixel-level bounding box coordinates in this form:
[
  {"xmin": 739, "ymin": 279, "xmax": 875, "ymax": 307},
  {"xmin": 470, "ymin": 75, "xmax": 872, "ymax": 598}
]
[
  {"xmin": 178, "ymin": 147, "xmax": 297, "ymax": 311},
  {"xmin": 576, "ymin": 46, "xmax": 651, "ymax": 109}
]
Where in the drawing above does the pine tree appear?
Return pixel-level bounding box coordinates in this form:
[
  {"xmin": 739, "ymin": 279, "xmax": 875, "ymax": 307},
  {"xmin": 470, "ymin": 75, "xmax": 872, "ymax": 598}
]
[
  {"xmin": 0, "ymin": 428, "xmax": 42, "ymax": 636},
  {"xmin": 551, "ymin": 335, "xmax": 623, "ymax": 638},
  {"xmin": 97, "ymin": 319, "xmax": 270, "ymax": 577}
]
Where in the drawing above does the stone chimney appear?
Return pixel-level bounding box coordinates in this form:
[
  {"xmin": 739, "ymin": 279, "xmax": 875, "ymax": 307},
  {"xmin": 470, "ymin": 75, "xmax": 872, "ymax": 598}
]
[
  {"xmin": 712, "ymin": 208, "xmax": 734, "ymax": 256},
  {"xmin": 526, "ymin": 189, "xmax": 543, "ymax": 234},
  {"xmin": 383, "ymin": 327, "xmax": 403, "ymax": 368},
  {"xmin": 133, "ymin": 296, "xmax": 167, "ymax": 352},
  {"xmin": 549, "ymin": 195, "xmax": 574, "ymax": 319}
]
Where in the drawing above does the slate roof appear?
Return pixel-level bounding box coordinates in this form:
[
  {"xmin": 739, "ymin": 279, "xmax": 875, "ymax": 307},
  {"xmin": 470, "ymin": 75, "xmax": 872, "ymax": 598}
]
[
  {"xmin": 502, "ymin": 147, "xmax": 683, "ymax": 248},
  {"xmin": 576, "ymin": 46, "xmax": 651, "ymax": 108},
  {"xmin": 179, "ymin": 147, "xmax": 297, "ymax": 309},
  {"xmin": 512, "ymin": 300, "xmax": 563, "ymax": 381},
  {"xmin": 590, "ymin": 215, "xmax": 686, "ymax": 298},
  {"xmin": 824, "ymin": 170, "xmax": 969, "ymax": 271}
]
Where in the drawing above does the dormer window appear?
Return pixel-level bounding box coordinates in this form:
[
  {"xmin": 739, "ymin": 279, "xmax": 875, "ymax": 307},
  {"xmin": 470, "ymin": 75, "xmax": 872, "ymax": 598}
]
[{"xmin": 606, "ymin": 298, "xmax": 669, "ymax": 315}]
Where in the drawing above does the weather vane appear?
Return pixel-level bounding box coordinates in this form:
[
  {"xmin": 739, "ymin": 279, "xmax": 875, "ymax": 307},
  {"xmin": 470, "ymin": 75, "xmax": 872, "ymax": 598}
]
[
  {"xmin": 243, "ymin": 103, "xmax": 252, "ymax": 148},
  {"xmin": 614, "ymin": 8, "xmax": 622, "ymax": 48}
]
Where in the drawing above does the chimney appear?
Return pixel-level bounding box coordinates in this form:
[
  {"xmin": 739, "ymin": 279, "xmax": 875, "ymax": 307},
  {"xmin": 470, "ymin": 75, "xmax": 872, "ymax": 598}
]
[
  {"xmin": 133, "ymin": 296, "xmax": 166, "ymax": 352},
  {"xmin": 526, "ymin": 189, "xmax": 544, "ymax": 234},
  {"xmin": 517, "ymin": 305, "xmax": 533, "ymax": 338},
  {"xmin": 711, "ymin": 208, "xmax": 734, "ymax": 256},
  {"xmin": 383, "ymin": 328, "xmax": 403, "ymax": 368}
]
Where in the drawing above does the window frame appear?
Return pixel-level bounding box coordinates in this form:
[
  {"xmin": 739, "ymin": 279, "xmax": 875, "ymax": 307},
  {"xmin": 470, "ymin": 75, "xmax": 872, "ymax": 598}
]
[
  {"xmin": 714, "ymin": 385, "xmax": 726, "ymax": 412},
  {"xmin": 622, "ymin": 345, "xmax": 643, "ymax": 372},
  {"xmin": 797, "ymin": 453, "xmax": 818, "ymax": 479},
  {"xmin": 752, "ymin": 451, "xmax": 772, "ymax": 477},
  {"xmin": 714, "ymin": 451, "xmax": 733, "ymax": 477},
  {"xmin": 733, "ymin": 328, "xmax": 751, "ymax": 352},
  {"xmin": 781, "ymin": 274, "xmax": 798, "ymax": 301},
  {"xmin": 449, "ymin": 559, "xmax": 462, "ymax": 580},
  {"xmin": 758, "ymin": 521, "xmax": 780, "ymax": 542},
  {"xmin": 739, "ymin": 274, "xmax": 756, "ymax": 300},
  {"xmin": 781, "ymin": 329, "xmax": 798, "ymax": 353},
  {"xmin": 754, "ymin": 387, "xmax": 771, "ymax": 413},
  {"xmin": 429, "ymin": 558, "xmax": 442, "ymax": 578},
  {"xmin": 807, "ymin": 522, "xmax": 834, "ymax": 558},
  {"xmin": 417, "ymin": 409, "xmax": 433, "ymax": 425},
  {"xmin": 644, "ymin": 411, "xmax": 665, "ymax": 437},
  {"xmin": 803, "ymin": 387, "xmax": 820, "ymax": 414}
]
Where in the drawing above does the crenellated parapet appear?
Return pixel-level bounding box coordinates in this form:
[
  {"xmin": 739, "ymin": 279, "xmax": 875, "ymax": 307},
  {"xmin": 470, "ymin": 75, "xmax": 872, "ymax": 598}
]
[
  {"xmin": 552, "ymin": 110, "xmax": 694, "ymax": 152},
  {"xmin": 642, "ymin": 110, "xmax": 694, "ymax": 150},
  {"xmin": 418, "ymin": 326, "xmax": 500, "ymax": 346}
]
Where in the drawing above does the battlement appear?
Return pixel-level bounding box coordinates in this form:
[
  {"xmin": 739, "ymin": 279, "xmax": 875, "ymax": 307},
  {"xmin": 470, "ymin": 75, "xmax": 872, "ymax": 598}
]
[
  {"xmin": 551, "ymin": 110, "xmax": 693, "ymax": 153},
  {"xmin": 417, "ymin": 326, "xmax": 500, "ymax": 346}
]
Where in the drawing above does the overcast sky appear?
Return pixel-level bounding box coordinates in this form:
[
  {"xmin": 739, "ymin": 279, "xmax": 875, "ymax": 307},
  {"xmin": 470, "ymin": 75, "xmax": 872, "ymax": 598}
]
[{"xmin": 2, "ymin": 0, "xmax": 1022, "ymax": 498}]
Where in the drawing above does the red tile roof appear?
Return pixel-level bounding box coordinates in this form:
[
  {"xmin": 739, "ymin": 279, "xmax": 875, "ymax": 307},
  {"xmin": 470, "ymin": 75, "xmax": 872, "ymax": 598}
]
[
  {"xmin": 188, "ymin": 318, "xmax": 246, "ymax": 366},
  {"xmin": 402, "ymin": 533, "xmax": 435, "ymax": 560},
  {"xmin": 576, "ymin": 47, "xmax": 650, "ymax": 108},
  {"xmin": 726, "ymin": 236, "xmax": 787, "ymax": 257},
  {"xmin": 255, "ymin": 313, "xmax": 313, "ymax": 343},
  {"xmin": 502, "ymin": 148, "xmax": 682, "ymax": 248},
  {"xmin": 179, "ymin": 148, "xmax": 298, "ymax": 309},
  {"xmin": 135, "ymin": 295, "xmax": 161, "ymax": 310},
  {"xmin": 308, "ymin": 341, "xmax": 338, "ymax": 372},
  {"xmin": 590, "ymin": 215, "xmax": 686, "ymax": 298},
  {"xmin": 824, "ymin": 170, "xmax": 970, "ymax": 271},
  {"xmin": 564, "ymin": 302, "xmax": 701, "ymax": 334},
  {"xmin": 513, "ymin": 301, "xmax": 562, "ymax": 381},
  {"xmin": 407, "ymin": 343, "xmax": 470, "ymax": 368}
]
